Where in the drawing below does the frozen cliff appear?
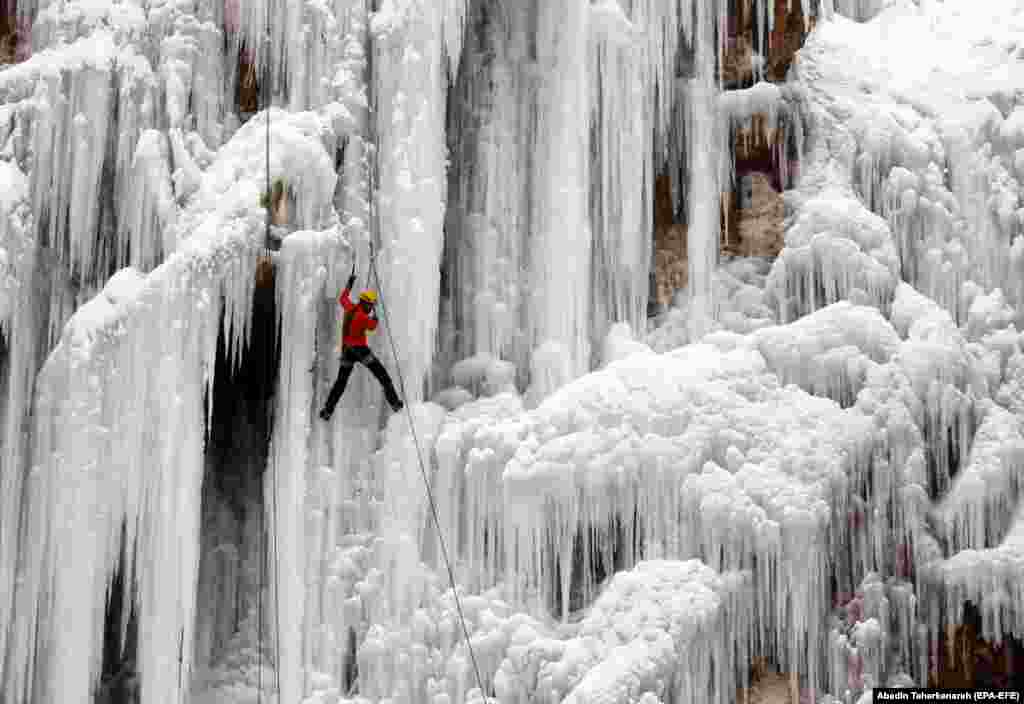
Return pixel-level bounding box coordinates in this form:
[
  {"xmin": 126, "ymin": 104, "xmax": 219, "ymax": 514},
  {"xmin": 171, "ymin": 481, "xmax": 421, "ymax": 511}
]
[{"xmin": 1, "ymin": 1, "xmax": 1024, "ymax": 704}]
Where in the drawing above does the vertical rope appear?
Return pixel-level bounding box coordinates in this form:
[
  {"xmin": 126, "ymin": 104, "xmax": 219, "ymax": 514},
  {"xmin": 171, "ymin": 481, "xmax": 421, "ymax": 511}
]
[
  {"xmin": 265, "ymin": 22, "xmax": 272, "ymax": 253},
  {"xmin": 262, "ymin": 10, "xmax": 286, "ymax": 704},
  {"xmin": 257, "ymin": 494, "xmax": 264, "ymax": 704},
  {"xmin": 362, "ymin": 12, "xmax": 487, "ymax": 692},
  {"xmin": 367, "ymin": 241, "xmax": 490, "ymax": 699},
  {"xmin": 258, "ymin": 11, "xmax": 271, "ymax": 704}
]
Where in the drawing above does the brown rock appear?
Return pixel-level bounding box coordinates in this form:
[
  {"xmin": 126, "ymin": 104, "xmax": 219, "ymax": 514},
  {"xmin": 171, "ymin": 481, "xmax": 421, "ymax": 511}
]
[
  {"xmin": 738, "ymin": 658, "xmax": 798, "ymax": 704},
  {"xmin": 932, "ymin": 605, "xmax": 1024, "ymax": 690},
  {"xmin": 721, "ymin": 0, "xmax": 815, "ymax": 85},
  {"xmin": 0, "ymin": 0, "xmax": 17, "ymax": 65}
]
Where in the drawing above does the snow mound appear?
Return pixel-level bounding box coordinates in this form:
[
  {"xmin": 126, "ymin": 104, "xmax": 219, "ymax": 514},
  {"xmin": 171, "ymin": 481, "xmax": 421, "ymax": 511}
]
[
  {"xmin": 647, "ymin": 256, "xmax": 775, "ymax": 351},
  {"xmin": 602, "ymin": 322, "xmax": 652, "ymax": 365},
  {"xmin": 793, "ymin": 0, "xmax": 1024, "ymax": 323},
  {"xmin": 934, "ymin": 403, "xmax": 1024, "ymax": 556},
  {"xmin": 451, "ymin": 354, "xmax": 518, "ymax": 397},
  {"xmin": 436, "ymin": 337, "xmax": 878, "ymax": 692},
  {"xmin": 59, "ymin": 267, "xmax": 145, "ymax": 356},
  {"xmin": 748, "ymin": 301, "xmax": 899, "ymax": 403},
  {"xmin": 350, "ymin": 560, "xmax": 744, "ymax": 704},
  {"xmin": 560, "ymin": 561, "xmax": 747, "ymax": 704},
  {"xmin": 928, "ymin": 503, "xmax": 1024, "ymax": 643},
  {"xmin": 766, "ymin": 187, "xmax": 899, "ymax": 322},
  {"xmin": 173, "ymin": 109, "xmax": 339, "ymax": 256}
]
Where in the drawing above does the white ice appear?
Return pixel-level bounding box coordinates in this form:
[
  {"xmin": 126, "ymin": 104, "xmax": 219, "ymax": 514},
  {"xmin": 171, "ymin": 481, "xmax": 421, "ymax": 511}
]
[{"xmin": 5, "ymin": 1, "xmax": 1024, "ymax": 703}]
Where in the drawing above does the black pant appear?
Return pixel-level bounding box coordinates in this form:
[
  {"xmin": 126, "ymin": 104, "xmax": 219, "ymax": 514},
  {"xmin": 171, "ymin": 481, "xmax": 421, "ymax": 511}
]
[{"xmin": 323, "ymin": 346, "xmax": 401, "ymax": 413}]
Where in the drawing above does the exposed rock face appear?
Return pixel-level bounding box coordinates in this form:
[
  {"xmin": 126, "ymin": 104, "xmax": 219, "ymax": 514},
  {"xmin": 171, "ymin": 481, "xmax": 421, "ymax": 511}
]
[
  {"xmin": 725, "ymin": 172, "xmax": 785, "ymax": 258},
  {"xmin": 653, "ymin": 175, "xmax": 689, "ymax": 307},
  {"xmin": 738, "ymin": 659, "xmax": 800, "ymax": 704},
  {"xmin": 652, "ymin": 0, "xmax": 809, "ymax": 308},
  {"xmin": 653, "ymin": 168, "xmax": 784, "ymax": 308},
  {"xmin": 0, "ymin": 1, "xmax": 16, "ymax": 64},
  {"xmin": 932, "ymin": 606, "xmax": 1024, "ymax": 691},
  {"xmin": 237, "ymin": 48, "xmax": 260, "ymax": 115},
  {"xmin": 722, "ymin": 0, "xmax": 815, "ymax": 86}
]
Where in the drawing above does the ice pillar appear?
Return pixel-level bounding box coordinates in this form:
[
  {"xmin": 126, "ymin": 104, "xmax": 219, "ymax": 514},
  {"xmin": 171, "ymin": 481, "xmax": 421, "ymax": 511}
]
[
  {"xmin": 530, "ymin": 0, "xmax": 592, "ymax": 378},
  {"xmin": 371, "ymin": 0, "xmax": 454, "ymax": 402},
  {"xmin": 685, "ymin": 0, "xmax": 723, "ymax": 340}
]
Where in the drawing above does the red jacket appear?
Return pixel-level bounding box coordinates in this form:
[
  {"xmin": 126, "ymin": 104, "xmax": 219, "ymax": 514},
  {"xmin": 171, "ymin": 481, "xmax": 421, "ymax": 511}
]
[{"xmin": 339, "ymin": 288, "xmax": 378, "ymax": 348}]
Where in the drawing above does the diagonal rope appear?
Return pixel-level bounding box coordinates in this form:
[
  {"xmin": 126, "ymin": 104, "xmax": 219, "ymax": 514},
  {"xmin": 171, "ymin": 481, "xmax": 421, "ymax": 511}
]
[{"xmin": 366, "ymin": 237, "xmax": 490, "ymax": 700}]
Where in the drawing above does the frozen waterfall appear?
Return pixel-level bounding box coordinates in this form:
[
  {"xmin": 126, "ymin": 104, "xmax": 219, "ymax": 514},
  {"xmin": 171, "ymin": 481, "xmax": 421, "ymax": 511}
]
[{"xmin": 2, "ymin": 0, "xmax": 1024, "ymax": 703}]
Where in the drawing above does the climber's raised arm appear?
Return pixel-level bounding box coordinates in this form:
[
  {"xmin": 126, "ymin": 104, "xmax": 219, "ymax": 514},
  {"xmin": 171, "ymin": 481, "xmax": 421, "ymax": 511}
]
[{"xmin": 339, "ymin": 272, "xmax": 357, "ymax": 311}]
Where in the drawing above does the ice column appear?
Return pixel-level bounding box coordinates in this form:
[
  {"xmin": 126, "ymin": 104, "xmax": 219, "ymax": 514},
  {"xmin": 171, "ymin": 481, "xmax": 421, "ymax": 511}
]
[
  {"xmin": 0, "ymin": 166, "xmax": 33, "ymax": 692},
  {"xmin": 235, "ymin": 0, "xmax": 369, "ymax": 114},
  {"xmin": 123, "ymin": 129, "xmax": 177, "ymax": 272},
  {"xmin": 530, "ymin": 0, "xmax": 592, "ymax": 378},
  {"xmin": 442, "ymin": 0, "xmax": 532, "ymax": 370},
  {"xmin": 371, "ymin": 0, "xmax": 454, "ymax": 401},
  {"xmin": 6, "ymin": 262, "xmax": 218, "ymax": 704},
  {"xmin": 31, "ymin": 61, "xmax": 113, "ymax": 283},
  {"xmin": 588, "ymin": 1, "xmax": 654, "ymax": 359},
  {"xmin": 685, "ymin": 0, "xmax": 723, "ymax": 341},
  {"xmin": 269, "ymin": 230, "xmax": 346, "ymax": 704}
]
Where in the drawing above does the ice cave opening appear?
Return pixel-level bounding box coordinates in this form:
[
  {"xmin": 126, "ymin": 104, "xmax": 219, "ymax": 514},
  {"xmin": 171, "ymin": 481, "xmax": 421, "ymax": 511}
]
[
  {"xmin": 193, "ymin": 261, "xmax": 280, "ymax": 692},
  {"xmin": 97, "ymin": 526, "xmax": 140, "ymax": 704}
]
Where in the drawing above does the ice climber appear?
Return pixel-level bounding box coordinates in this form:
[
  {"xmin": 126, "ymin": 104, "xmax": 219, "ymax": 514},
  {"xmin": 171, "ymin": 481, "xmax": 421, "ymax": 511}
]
[{"xmin": 319, "ymin": 270, "xmax": 404, "ymax": 420}]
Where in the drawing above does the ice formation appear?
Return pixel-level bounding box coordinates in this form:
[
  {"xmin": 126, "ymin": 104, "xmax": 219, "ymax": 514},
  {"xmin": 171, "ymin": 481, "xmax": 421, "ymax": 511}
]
[{"xmin": 3, "ymin": 0, "xmax": 1024, "ymax": 703}]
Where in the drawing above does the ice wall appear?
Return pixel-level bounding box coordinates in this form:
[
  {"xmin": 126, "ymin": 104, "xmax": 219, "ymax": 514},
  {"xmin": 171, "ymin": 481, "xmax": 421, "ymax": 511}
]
[
  {"xmin": 370, "ymin": 0, "xmax": 454, "ymax": 402},
  {"xmin": 441, "ymin": 0, "xmax": 736, "ymax": 387},
  {"xmin": 13, "ymin": 1, "xmax": 1005, "ymax": 703},
  {"xmin": 0, "ymin": 158, "xmax": 33, "ymax": 690},
  {"xmin": 684, "ymin": 0, "xmax": 724, "ymax": 340},
  {"xmin": 266, "ymin": 229, "xmax": 349, "ymax": 704},
  {"xmin": 2, "ymin": 92, "xmax": 341, "ymax": 702},
  {"xmin": 773, "ymin": 5, "xmax": 1024, "ymax": 694},
  {"xmin": 788, "ymin": 5, "xmax": 1024, "ymax": 327},
  {"xmin": 528, "ymin": 0, "xmax": 592, "ymax": 379}
]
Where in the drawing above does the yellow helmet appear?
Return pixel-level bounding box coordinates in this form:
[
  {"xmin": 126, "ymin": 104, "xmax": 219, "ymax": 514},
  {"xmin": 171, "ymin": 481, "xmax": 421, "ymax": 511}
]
[{"xmin": 358, "ymin": 290, "xmax": 378, "ymax": 304}]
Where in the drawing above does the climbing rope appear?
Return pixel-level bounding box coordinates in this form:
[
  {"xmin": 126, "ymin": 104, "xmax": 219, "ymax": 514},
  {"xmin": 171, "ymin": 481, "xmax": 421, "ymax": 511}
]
[
  {"xmin": 266, "ymin": 19, "xmax": 284, "ymax": 701},
  {"xmin": 258, "ymin": 17, "xmax": 283, "ymax": 704},
  {"xmin": 257, "ymin": 481, "xmax": 264, "ymax": 704},
  {"xmin": 361, "ymin": 39, "xmax": 487, "ymax": 690},
  {"xmin": 366, "ymin": 235, "xmax": 490, "ymax": 699},
  {"xmin": 250, "ymin": 16, "xmax": 488, "ymax": 700}
]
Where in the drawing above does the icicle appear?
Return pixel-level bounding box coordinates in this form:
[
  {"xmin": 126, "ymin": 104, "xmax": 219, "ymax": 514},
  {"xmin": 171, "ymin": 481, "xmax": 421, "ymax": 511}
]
[
  {"xmin": 122, "ymin": 129, "xmax": 176, "ymax": 272},
  {"xmin": 372, "ymin": 0, "xmax": 450, "ymax": 402},
  {"xmin": 685, "ymin": 0, "xmax": 723, "ymax": 341},
  {"xmin": 934, "ymin": 403, "xmax": 1024, "ymax": 555},
  {"xmin": 268, "ymin": 228, "xmax": 347, "ymax": 704},
  {"xmin": 441, "ymin": 0, "xmax": 531, "ymax": 374},
  {"xmin": 588, "ymin": 1, "xmax": 654, "ymax": 360},
  {"xmin": 0, "ymin": 166, "xmax": 32, "ymax": 681},
  {"xmin": 527, "ymin": 0, "xmax": 592, "ymax": 378}
]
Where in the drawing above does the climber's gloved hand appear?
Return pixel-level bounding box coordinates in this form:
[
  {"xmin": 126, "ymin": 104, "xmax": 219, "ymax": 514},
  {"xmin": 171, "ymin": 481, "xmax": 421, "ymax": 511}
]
[{"xmin": 346, "ymin": 274, "xmax": 357, "ymax": 290}]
